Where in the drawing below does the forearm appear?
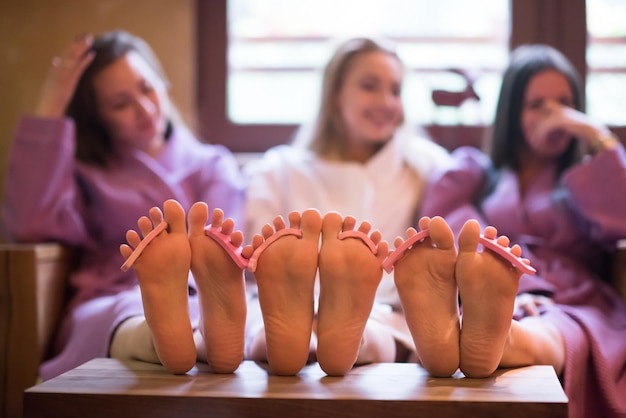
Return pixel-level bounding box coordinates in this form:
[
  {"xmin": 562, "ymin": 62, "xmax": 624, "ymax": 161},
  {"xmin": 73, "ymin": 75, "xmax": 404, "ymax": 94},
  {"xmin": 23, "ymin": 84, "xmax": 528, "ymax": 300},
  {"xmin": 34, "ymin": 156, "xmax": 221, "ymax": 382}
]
[
  {"xmin": 3, "ymin": 116, "xmax": 82, "ymax": 242},
  {"xmin": 563, "ymin": 145, "xmax": 626, "ymax": 242}
]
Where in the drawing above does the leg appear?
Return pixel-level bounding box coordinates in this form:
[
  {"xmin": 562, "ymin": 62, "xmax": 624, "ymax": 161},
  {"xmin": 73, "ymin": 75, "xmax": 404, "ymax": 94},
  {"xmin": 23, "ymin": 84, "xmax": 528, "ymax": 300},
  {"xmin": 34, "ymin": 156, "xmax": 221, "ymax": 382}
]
[
  {"xmin": 456, "ymin": 220, "xmax": 522, "ymax": 377},
  {"xmin": 118, "ymin": 199, "xmax": 195, "ymax": 374},
  {"xmin": 110, "ymin": 315, "xmax": 160, "ymax": 364},
  {"xmin": 392, "ymin": 216, "xmax": 460, "ymax": 377},
  {"xmin": 246, "ymin": 209, "xmax": 322, "ymax": 375},
  {"xmin": 317, "ymin": 212, "xmax": 389, "ymax": 376},
  {"xmin": 188, "ymin": 203, "xmax": 247, "ymax": 373},
  {"xmin": 500, "ymin": 316, "xmax": 566, "ymax": 374}
]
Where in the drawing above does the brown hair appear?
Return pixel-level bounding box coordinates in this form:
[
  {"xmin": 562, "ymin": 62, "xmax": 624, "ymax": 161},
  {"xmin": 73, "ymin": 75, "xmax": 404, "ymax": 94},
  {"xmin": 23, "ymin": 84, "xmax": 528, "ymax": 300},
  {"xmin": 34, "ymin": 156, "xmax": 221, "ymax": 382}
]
[{"xmin": 66, "ymin": 30, "xmax": 180, "ymax": 167}]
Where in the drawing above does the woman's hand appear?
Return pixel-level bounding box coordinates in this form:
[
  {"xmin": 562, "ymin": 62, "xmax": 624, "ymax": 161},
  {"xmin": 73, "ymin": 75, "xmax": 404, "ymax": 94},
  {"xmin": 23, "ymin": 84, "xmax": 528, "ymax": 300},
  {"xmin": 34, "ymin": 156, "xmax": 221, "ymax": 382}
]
[
  {"xmin": 530, "ymin": 100, "xmax": 615, "ymax": 154},
  {"xmin": 34, "ymin": 34, "xmax": 95, "ymax": 118}
]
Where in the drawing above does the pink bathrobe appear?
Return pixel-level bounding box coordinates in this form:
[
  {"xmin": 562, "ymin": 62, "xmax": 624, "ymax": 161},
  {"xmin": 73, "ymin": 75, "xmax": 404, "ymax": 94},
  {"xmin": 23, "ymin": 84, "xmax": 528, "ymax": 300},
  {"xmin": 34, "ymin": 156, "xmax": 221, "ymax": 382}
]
[
  {"xmin": 3, "ymin": 115, "xmax": 245, "ymax": 379},
  {"xmin": 421, "ymin": 145, "xmax": 626, "ymax": 418}
]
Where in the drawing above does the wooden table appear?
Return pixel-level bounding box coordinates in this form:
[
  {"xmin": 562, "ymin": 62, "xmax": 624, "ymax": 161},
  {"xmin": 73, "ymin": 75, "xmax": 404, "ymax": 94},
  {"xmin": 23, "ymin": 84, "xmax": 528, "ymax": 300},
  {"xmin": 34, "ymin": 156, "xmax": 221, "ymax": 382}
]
[{"xmin": 23, "ymin": 359, "xmax": 568, "ymax": 418}]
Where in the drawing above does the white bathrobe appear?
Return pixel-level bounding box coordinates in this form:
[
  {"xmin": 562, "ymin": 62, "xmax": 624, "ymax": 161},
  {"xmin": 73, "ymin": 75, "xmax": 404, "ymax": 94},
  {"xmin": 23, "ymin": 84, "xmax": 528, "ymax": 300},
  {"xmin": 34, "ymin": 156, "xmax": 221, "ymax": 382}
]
[{"xmin": 243, "ymin": 130, "xmax": 452, "ymax": 350}]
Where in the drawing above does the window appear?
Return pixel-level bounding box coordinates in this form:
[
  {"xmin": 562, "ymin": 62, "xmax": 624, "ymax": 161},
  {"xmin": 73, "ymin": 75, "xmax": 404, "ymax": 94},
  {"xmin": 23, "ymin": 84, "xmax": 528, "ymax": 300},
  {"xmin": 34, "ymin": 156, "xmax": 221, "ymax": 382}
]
[
  {"xmin": 226, "ymin": 0, "xmax": 508, "ymax": 127},
  {"xmin": 197, "ymin": 0, "xmax": 626, "ymax": 152},
  {"xmin": 586, "ymin": 0, "xmax": 626, "ymax": 126}
]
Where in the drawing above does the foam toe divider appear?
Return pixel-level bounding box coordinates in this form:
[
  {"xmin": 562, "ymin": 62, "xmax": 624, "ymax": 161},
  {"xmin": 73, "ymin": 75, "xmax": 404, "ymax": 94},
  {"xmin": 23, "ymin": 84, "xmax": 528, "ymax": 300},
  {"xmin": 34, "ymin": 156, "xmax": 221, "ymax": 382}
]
[
  {"xmin": 381, "ymin": 229, "xmax": 430, "ymax": 273},
  {"xmin": 381, "ymin": 229, "xmax": 537, "ymax": 276},
  {"xmin": 246, "ymin": 228, "xmax": 303, "ymax": 272},
  {"xmin": 205, "ymin": 226, "xmax": 249, "ymax": 269},
  {"xmin": 337, "ymin": 230, "xmax": 378, "ymax": 254},
  {"xmin": 478, "ymin": 236, "xmax": 536, "ymax": 275},
  {"xmin": 120, "ymin": 221, "xmax": 168, "ymax": 272}
]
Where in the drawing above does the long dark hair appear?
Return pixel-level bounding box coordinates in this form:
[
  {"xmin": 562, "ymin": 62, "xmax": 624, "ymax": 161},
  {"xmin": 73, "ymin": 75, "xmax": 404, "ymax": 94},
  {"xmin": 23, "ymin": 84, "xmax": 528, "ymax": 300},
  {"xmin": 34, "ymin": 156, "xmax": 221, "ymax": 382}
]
[
  {"xmin": 488, "ymin": 44, "xmax": 583, "ymax": 177},
  {"xmin": 66, "ymin": 30, "xmax": 175, "ymax": 167}
]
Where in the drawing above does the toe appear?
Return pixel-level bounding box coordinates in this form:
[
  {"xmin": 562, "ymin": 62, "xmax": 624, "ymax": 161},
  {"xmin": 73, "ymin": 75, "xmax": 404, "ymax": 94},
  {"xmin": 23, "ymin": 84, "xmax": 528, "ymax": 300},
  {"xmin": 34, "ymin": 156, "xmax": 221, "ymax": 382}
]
[
  {"xmin": 300, "ymin": 208, "xmax": 323, "ymax": 238},
  {"xmin": 458, "ymin": 219, "xmax": 481, "ymax": 254},
  {"xmin": 163, "ymin": 199, "xmax": 187, "ymax": 234},
  {"xmin": 429, "ymin": 216, "xmax": 455, "ymax": 251},
  {"xmin": 321, "ymin": 211, "xmax": 343, "ymax": 241},
  {"xmin": 188, "ymin": 202, "xmax": 209, "ymax": 236}
]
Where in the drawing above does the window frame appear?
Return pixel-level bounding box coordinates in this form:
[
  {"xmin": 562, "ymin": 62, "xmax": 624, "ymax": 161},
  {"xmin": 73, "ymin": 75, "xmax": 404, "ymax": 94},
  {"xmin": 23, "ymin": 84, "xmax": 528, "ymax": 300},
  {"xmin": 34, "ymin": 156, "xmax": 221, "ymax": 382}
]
[{"xmin": 196, "ymin": 0, "xmax": 625, "ymax": 152}]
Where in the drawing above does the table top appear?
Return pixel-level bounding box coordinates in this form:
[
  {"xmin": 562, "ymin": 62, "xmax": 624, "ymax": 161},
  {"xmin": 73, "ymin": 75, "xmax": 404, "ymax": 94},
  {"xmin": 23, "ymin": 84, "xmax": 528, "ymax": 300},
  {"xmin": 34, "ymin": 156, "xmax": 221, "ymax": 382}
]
[{"xmin": 24, "ymin": 359, "xmax": 568, "ymax": 418}]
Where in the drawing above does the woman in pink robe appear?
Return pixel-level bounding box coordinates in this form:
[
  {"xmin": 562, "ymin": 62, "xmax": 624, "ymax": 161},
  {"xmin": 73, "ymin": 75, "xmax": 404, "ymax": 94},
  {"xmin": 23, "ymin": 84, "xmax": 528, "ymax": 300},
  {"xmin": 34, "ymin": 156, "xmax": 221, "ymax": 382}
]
[
  {"xmin": 422, "ymin": 45, "xmax": 626, "ymax": 418},
  {"xmin": 2, "ymin": 31, "xmax": 244, "ymax": 379}
]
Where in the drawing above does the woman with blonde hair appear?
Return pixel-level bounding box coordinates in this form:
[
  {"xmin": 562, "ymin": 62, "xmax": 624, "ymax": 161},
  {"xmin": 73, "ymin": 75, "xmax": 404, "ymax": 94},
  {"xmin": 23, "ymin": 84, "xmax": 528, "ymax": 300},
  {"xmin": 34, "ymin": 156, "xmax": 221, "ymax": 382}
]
[{"xmin": 243, "ymin": 37, "xmax": 451, "ymax": 374}]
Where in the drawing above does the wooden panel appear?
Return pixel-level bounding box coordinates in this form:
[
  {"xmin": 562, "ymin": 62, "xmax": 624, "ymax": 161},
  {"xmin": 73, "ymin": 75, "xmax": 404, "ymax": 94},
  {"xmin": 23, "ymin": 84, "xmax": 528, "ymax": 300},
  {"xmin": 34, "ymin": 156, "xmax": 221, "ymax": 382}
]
[
  {"xmin": 0, "ymin": 249, "xmax": 9, "ymax": 418},
  {"xmin": 510, "ymin": 0, "xmax": 587, "ymax": 104},
  {"xmin": 0, "ymin": 243, "xmax": 74, "ymax": 418},
  {"xmin": 24, "ymin": 359, "xmax": 568, "ymax": 418},
  {"xmin": 1, "ymin": 246, "xmax": 38, "ymax": 418},
  {"xmin": 33, "ymin": 245, "xmax": 74, "ymax": 359}
]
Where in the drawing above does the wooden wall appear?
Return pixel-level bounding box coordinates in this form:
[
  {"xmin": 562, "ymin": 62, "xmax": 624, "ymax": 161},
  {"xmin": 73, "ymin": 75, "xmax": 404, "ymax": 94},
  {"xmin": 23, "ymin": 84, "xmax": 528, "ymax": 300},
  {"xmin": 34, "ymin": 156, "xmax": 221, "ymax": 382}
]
[{"xmin": 0, "ymin": 0, "xmax": 196, "ymax": 237}]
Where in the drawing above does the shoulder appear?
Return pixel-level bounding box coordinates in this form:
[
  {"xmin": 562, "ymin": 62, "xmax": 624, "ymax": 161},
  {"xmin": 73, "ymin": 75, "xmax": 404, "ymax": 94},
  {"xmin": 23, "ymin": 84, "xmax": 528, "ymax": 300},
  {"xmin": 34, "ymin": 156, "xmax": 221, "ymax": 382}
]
[
  {"xmin": 414, "ymin": 136, "xmax": 451, "ymax": 159},
  {"xmin": 426, "ymin": 146, "xmax": 492, "ymax": 190},
  {"xmin": 449, "ymin": 146, "xmax": 491, "ymax": 171},
  {"xmin": 401, "ymin": 135, "xmax": 453, "ymax": 177}
]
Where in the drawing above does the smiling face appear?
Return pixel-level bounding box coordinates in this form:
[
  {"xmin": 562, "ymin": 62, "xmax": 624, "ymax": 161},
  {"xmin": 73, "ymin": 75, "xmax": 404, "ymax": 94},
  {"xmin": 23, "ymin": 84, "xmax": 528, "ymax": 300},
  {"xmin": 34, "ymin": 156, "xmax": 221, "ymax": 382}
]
[
  {"xmin": 336, "ymin": 50, "xmax": 404, "ymax": 161},
  {"xmin": 521, "ymin": 69, "xmax": 575, "ymax": 159},
  {"xmin": 92, "ymin": 51, "xmax": 170, "ymax": 155}
]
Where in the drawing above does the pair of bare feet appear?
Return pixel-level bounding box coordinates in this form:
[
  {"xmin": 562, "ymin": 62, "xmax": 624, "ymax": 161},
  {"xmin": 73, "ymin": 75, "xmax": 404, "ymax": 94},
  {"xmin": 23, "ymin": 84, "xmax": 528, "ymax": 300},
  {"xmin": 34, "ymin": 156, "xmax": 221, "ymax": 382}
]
[
  {"xmin": 120, "ymin": 199, "xmax": 529, "ymax": 378},
  {"xmin": 390, "ymin": 216, "xmax": 528, "ymax": 378},
  {"xmin": 119, "ymin": 200, "xmax": 247, "ymax": 375},
  {"xmin": 244, "ymin": 206, "xmax": 389, "ymax": 376}
]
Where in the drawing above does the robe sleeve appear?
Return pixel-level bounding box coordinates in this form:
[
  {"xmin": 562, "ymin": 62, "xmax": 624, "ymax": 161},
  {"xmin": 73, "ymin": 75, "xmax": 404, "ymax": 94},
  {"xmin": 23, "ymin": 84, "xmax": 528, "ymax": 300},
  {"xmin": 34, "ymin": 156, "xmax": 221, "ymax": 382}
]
[
  {"xmin": 2, "ymin": 115, "xmax": 88, "ymax": 244},
  {"xmin": 420, "ymin": 146, "xmax": 491, "ymax": 233},
  {"xmin": 561, "ymin": 146, "xmax": 626, "ymax": 244}
]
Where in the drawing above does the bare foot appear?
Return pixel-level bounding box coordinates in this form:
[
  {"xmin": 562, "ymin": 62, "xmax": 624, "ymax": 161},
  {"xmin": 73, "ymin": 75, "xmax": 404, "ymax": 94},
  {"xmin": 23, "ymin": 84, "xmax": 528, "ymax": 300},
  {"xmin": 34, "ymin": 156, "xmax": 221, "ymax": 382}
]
[
  {"xmin": 317, "ymin": 212, "xmax": 389, "ymax": 376},
  {"xmin": 456, "ymin": 220, "xmax": 523, "ymax": 377},
  {"xmin": 392, "ymin": 216, "xmax": 460, "ymax": 377},
  {"xmin": 119, "ymin": 199, "xmax": 195, "ymax": 374},
  {"xmin": 188, "ymin": 203, "xmax": 247, "ymax": 373},
  {"xmin": 247, "ymin": 209, "xmax": 322, "ymax": 375}
]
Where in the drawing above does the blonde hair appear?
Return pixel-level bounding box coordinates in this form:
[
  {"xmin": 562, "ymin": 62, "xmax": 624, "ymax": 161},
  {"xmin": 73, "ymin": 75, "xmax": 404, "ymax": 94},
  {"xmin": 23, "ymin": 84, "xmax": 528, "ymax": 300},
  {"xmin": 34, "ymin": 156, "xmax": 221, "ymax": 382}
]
[{"xmin": 293, "ymin": 37, "xmax": 404, "ymax": 157}]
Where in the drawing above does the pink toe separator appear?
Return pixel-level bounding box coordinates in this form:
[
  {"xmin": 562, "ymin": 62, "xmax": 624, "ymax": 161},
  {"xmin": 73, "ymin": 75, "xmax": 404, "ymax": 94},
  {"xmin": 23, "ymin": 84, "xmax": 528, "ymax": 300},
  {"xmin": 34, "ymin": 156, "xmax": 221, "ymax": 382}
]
[
  {"xmin": 337, "ymin": 230, "xmax": 378, "ymax": 255},
  {"xmin": 479, "ymin": 236, "xmax": 536, "ymax": 275},
  {"xmin": 120, "ymin": 221, "xmax": 168, "ymax": 272},
  {"xmin": 205, "ymin": 226, "xmax": 249, "ymax": 270},
  {"xmin": 247, "ymin": 228, "xmax": 302, "ymax": 273},
  {"xmin": 380, "ymin": 230, "xmax": 537, "ymax": 276},
  {"xmin": 382, "ymin": 229, "xmax": 430, "ymax": 273}
]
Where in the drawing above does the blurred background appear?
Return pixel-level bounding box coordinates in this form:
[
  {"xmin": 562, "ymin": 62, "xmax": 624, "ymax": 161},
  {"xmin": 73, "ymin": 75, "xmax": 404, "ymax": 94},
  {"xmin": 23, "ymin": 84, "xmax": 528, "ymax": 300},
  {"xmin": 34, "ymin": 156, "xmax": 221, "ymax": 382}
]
[{"xmin": 1, "ymin": 0, "xmax": 625, "ymax": 228}]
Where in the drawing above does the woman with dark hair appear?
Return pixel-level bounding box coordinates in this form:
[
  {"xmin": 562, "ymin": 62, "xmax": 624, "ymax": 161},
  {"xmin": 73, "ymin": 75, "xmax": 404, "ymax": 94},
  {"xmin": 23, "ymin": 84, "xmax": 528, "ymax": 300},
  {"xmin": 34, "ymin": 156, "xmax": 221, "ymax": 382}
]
[
  {"xmin": 2, "ymin": 31, "xmax": 245, "ymax": 379},
  {"xmin": 416, "ymin": 44, "xmax": 626, "ymax": 417},
  {"xmin": 489, "ymin": 44, "xmax": 584, "ymax": 175}
]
